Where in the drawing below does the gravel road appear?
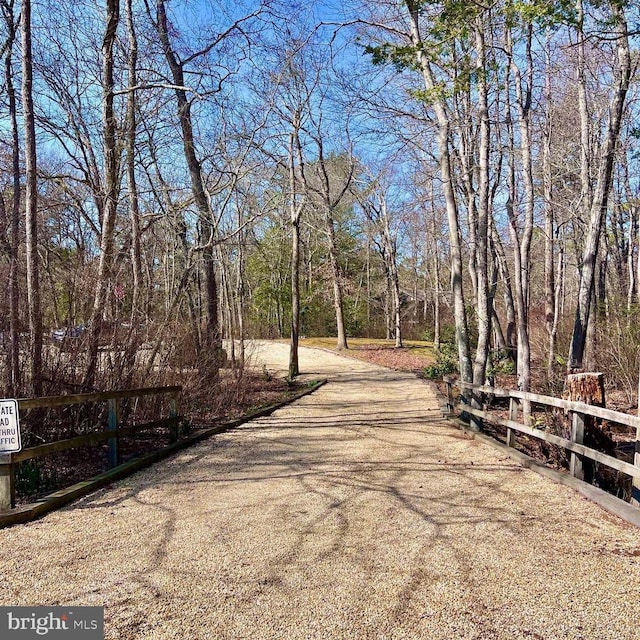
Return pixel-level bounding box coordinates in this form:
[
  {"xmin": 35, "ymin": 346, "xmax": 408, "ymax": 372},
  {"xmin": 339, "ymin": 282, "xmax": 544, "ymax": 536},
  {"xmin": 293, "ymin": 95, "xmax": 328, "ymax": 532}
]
[{"xmin": 1, "ymin": 341, "xmax": 639, "ymax": 639}]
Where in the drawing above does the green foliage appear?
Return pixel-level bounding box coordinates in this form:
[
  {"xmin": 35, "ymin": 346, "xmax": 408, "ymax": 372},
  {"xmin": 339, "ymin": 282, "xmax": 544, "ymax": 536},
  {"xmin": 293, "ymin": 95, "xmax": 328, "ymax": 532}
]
[
  {"xmin": 424, "ymin": 341, "xmax": 459, "ymax": 379},
  {"xmin": 489, "ymin": 349, "xmax": 516, "ymax": 375},
  {"xmin": 505, "ymin": 0, "xmax": 578, "ymax": 27},
  {"xmin": 554, "ymin": 353, "xmax": 567, "ymax": 367},
  {"xmin": 408, "ymin": 84, "xmax": 449, "ymax": 105},
  {"xmin": 365, "ymin": 0, "xmax": 580, "ymax": 85},
  {"xmin": 299, "ymin": 290, "xmax": 336, "ymax": 337},
  {"xmin": 364, "ymin": 43, "xmax": 419, "ymax": 72},
  {"xmin": 15, "ymin": 459, "xmax": 57, "ymax": 496},
  {"xmin": 345, "ymin": 294, "xmax": 370, "ymax": 337},
  {"xmin": 244, "ymin": 154, "xmax": 367, "ymax": 340},
  {"xmin": 245, "ymin": 222, "xmax": 291, "ymax": 337},
  {"xmin": 430, "ymin": 0, "xmax": 482, "ymax": 40},
  {"xmin": 595, "ymin": 303, "xmax": 640, "ymax": 404}
]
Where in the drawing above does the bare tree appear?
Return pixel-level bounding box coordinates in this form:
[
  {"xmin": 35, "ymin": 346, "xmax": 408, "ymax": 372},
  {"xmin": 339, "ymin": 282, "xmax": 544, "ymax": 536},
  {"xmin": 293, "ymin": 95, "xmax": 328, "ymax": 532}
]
[
  {"xmin": 289, "ymin": 109, "xmax": 306, "ymax": 377},
  {"xmin": 22, "ymin": 0, "xmax": 43, "ymax": 395},
  {"xmin": 292, "ymin": 80, "xmax": 356, "ymax": 350},
  {"xmin": 121, "ymin": 0, "xmax": 143, "ymax": 381},
  {"xmin": 0, "ymin": 0, "xmax": 21, "ymax": 394},
  {"xmin": 403, "ymin": 0, "xmax": 472, "ymax": 381},
  {"xmin": 471, "ymin": 14, "xmax": 491, "ymax": 385},
  {"xmin": 504, "ymin": 15, "xmax": 535, "ymax": 393},
  {"xmin": 568, "ymin": 0, "xmax": 631, "ymax": 371},
  {"xmin": 359, "ymin": 178, "xmax": 403, "ymax": 348},
  {"xmin": 154, "ymin": 0, "xmax": 222, "ymax": 374},
  {"xmin": 542, "ymin": 29, "xmax": 558, "ymax": 379},
  {"xmin": 84, "ymin": 0, "xmax": 120, "ymax": 388}
]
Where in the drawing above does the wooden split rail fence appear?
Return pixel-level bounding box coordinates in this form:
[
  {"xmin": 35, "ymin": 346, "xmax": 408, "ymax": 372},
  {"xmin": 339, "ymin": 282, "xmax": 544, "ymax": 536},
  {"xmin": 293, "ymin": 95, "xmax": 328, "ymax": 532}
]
[
  {"xmin": 443, "ymin": 377, "xmax": 640, "ymax": 507},
  {"xmin": 0, "ymin": 386, "xmax": 182, "ymax": 511}
]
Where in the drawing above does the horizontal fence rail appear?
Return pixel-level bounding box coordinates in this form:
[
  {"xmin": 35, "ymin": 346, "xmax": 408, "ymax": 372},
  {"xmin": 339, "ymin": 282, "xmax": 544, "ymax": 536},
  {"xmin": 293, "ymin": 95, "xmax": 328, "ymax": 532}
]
[
  {"xmin": 11, "ymin": 417, "xmax": 179, "ymax": 464},
  {"xmin": 17, "ymin": 386, "xmax": 181, "ymax": 410},
  {"xmin": 0, "ymin": 386, "xmax": 182, "ymax": 510},
  {"xmin": 443, "ymin": 376, "xmax": 640, "ymax": 507}
]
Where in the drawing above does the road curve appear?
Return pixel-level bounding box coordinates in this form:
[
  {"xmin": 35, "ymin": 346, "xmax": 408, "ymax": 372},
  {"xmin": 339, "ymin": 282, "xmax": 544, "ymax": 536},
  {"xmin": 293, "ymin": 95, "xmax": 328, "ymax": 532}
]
[{"xmin": 0, "ymin": 342, "xmax": 638, "ymax": 639}]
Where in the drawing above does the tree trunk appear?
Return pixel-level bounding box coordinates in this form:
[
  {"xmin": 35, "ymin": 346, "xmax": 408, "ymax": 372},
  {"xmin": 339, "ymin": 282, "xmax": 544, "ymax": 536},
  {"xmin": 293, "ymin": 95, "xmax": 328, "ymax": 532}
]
[
  {"xmin": 543, "ymin": 28, "xmax": 556, "ymax": 380},
  {"xmin": 2, "ymin": 7, "xmax": 21, "ymax": 394},
  {"xmin": 406, "ymin": 0, "xmax": 471, "ymax": 381},
  {"xmin": 290, "ymin": 213, "xmax": 301, "ymax": 376},
  {"xmin": 565, "ymin": 372, "xmax": 616, "ymax": 484},
  {"xmin": 384, "ymin": 266, "xmax": 392, "ymax": 340},
  {"xmin": 235, "ymin": 239, "xmax": 246, "ymax": 370},
  {"xmin": 380, "ymin": 197, "xmax": 402, "ymax": 348},
  {"xmin": 366, "ymin": 236, "xmax": 372, "ymax": 331},
  {"xmin": 84, "ymin": 0, "xmax": 120, "ymax": 389},
  {"xmin": 472, "ymin": 17, "xmax": 491, "ymax": 386},
  {"xmin": 626, "ymin": 168, "xmax": 636, "ymax": 316},
  {"xmin": 492, "ymin": 224, "xmax": 516, "ymax": 360},
  {"xmin": 122, "ymin": 0, "xmax": 143, "ymax": 384},
  {"xmin": 289, "ymin": 118, "xmax": 304, "ymax": 378},
  {"xmin": 22, "ymin": 0, "xmax": 43, "ymax": 396},
  {"xmin": 568, "ymin": 2, "xmax": 631, "ymax": 370},
  {"xmin": 506, "ymin": 22, "xmax": 534, "ymax": 394},
  {"xmin": 431, "ymin": 201, "xmax": 441, "ymax": 351},
  {"xmin": 156, "ymin": 0, "xmax": 221, "ymax": 375},
  {"xmin": 390, "ymin": 247, "xmax": 402, "ymax": 348},
  {"xmin": 326, "ymin": 214, "xmax": 348, "ymax": 350}
]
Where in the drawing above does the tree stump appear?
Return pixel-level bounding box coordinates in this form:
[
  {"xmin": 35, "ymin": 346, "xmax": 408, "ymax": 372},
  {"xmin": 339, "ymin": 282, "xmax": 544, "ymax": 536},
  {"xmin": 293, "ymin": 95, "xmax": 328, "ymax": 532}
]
[
  {"xmin": 564, "ymin": 372, "xmax": 616, "ymax": 484},
  {"xmin": 565, "ymin": 372, "xmax": 605, "ymax": 406}
]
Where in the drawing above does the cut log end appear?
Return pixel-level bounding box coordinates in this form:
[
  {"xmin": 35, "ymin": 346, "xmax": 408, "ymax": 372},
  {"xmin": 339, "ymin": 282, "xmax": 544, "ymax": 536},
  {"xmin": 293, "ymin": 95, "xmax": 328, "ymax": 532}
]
[{"xmin": 564, "ymin": 372, "xmax": 605, "ymax": 407}]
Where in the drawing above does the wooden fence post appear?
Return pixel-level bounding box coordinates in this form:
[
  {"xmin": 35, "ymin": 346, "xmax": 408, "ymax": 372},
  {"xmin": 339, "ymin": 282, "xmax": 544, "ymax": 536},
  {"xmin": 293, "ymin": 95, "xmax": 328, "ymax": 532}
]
[
  {"xmin": 570, "ymin": 410, "xmax": 585, "ymax": 481},
  {"xmin": 168, "ymin": 396, "xmax": 178, "ymax": 443},
  {"xmin": 632, "ymin": 417, "xmax": 640, "ymax": 506},
  {"xmin": 444, "ymin": 377, "xmax": 454, "ymax": 415},
  {"xmin": 0, "ymin": 453, "xmax": 14, "ymax": 510},
  {"xmin": 108, "ymin": 398, "xmax": 119, "ymax": 468},
  {"xmin": 469, "ymin": 389, "xmax": 483, "ymax": 432},
  {"xmin": 506, "ymin": 397, "xmax": 518, "ymax": 448},
  {"xmin": 632, "ymin": 371, "xmax": 640, "ymax": 506}
]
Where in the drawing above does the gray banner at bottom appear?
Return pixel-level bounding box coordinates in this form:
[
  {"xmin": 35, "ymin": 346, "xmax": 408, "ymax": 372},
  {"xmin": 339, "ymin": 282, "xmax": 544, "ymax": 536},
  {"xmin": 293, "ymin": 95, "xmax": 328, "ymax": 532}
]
[{"xmin": 0, "ymin": 607, "xmax": 104, "ymax": 639}]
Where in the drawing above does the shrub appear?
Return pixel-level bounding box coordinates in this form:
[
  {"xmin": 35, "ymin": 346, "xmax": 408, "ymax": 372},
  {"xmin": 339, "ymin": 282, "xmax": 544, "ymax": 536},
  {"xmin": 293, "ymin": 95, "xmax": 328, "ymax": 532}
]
[
  {"xmin": 424, "ymin": 341, "xmax": 459, "ymax": 379},
  {"xmin": 490, "ymin": 349, "xmax": 516, "ymax": 375}
]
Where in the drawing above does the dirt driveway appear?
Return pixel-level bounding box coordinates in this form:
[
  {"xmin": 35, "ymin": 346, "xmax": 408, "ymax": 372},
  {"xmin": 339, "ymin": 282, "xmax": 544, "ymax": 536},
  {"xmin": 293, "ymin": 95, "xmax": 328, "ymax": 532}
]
[{"xmin": 0, "ymin": 342, "xmax": 639, "ymax": 639}]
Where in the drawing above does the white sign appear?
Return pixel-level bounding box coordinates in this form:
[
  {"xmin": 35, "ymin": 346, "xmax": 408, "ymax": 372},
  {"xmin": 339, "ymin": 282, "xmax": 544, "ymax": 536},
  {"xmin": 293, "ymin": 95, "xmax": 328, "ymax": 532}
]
[{"xmin": 0, "ymin": 399, "xmax": 21, "ymax": 453}]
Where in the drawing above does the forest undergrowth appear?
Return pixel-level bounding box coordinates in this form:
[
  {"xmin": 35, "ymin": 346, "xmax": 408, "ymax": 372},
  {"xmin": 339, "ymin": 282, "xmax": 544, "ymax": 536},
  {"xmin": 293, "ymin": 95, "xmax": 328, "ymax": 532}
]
[{"xmin": 13, "ymin": 345, "xmax": 305, "ymax": 505}]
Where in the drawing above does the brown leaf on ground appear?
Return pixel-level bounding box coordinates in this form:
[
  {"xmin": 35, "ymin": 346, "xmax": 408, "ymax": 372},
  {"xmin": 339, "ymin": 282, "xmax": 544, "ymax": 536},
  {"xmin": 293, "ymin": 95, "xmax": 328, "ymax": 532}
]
[{"xmin": 344, "ymin": 344, "xmax": 430, "ymax": 373}]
